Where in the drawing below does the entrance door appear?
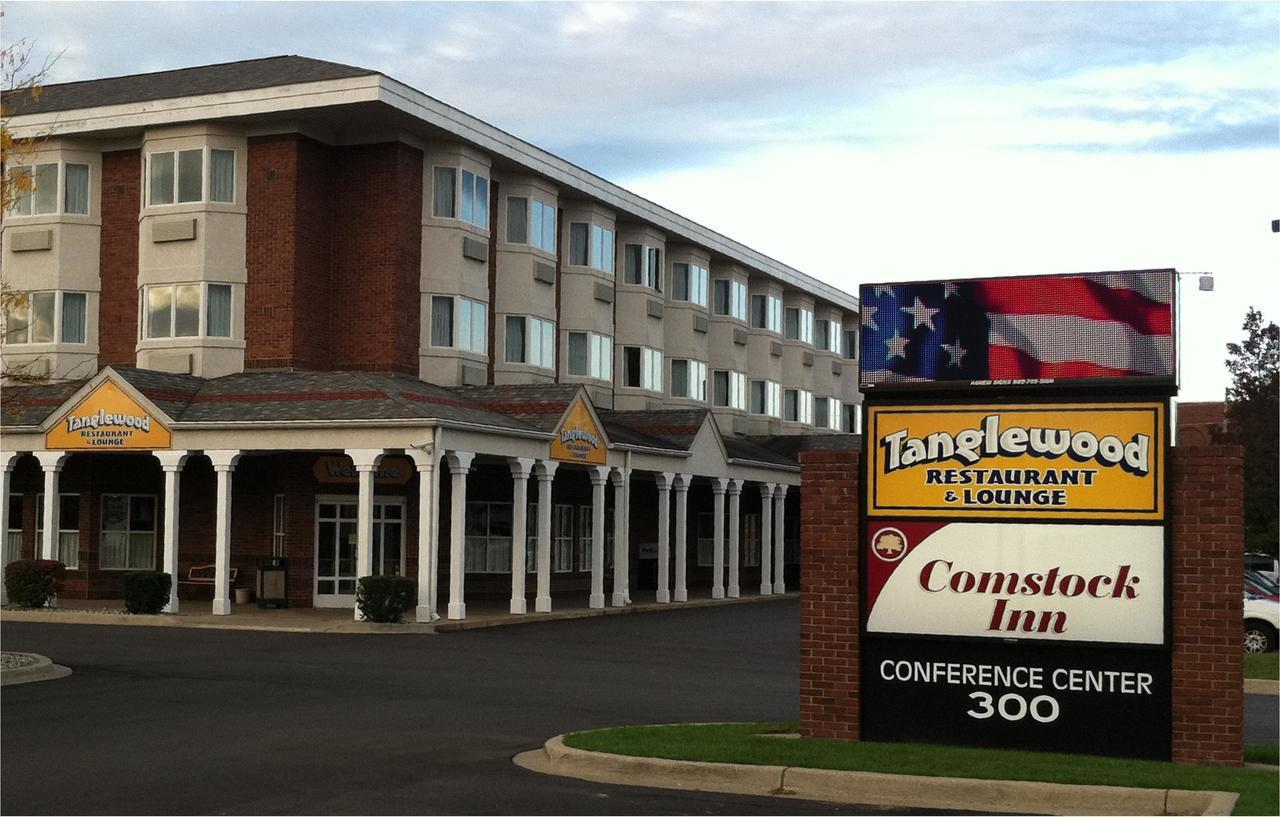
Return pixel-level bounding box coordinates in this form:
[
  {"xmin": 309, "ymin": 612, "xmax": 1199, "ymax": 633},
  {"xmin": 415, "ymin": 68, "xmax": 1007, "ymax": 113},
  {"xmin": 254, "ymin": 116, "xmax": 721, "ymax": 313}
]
[{"xmin": 315, "ymin": 498, "xmax": 406, "ymax": 607}]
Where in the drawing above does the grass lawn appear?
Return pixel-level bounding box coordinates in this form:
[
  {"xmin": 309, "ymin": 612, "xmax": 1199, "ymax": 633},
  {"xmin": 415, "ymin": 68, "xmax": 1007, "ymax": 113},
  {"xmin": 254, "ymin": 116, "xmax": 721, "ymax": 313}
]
[
  {"xmin": 564, "ymin": 723, "xmax": 1279, "ymax": 816},
  {"xmin": 1245, "ymin": 653, "xmax": 1279, "ymax": 680}
]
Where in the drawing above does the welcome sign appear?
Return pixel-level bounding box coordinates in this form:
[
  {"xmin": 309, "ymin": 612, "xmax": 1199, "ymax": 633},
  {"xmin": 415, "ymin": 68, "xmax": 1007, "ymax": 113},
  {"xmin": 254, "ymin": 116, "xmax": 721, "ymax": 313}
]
[
  {"xmin": 45, "ymin": 380, "xmax": 172, "ymax": 450},
  {"xmin": 868, "ymin": 403, "xmax": 1164, "ymax": 520}
]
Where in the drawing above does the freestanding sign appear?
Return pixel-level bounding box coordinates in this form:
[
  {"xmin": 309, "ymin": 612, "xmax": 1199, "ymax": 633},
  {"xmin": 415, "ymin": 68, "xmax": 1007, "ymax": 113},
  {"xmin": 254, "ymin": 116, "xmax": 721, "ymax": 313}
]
[{"xmin": 858, "ymin": 270, "xmax": 1175, "ymax": 761}]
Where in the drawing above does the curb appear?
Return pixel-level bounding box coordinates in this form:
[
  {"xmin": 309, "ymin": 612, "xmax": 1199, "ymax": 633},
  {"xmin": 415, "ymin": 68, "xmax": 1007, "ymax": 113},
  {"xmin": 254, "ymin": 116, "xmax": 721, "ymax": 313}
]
[
  {"xmin": 1, "ymin": 653, "xmax": 72, "ymax": 687},
  {"xmin": 514, "ymin": 734, "xmax": 1239, "ymax": 816},
  {"xmin": 1244, "ymin": 678, "xmax": 1279, "ymax": 696},
  {"xmin": 435, "ymin": 591, "xmax": 794, "ymax": 632}
]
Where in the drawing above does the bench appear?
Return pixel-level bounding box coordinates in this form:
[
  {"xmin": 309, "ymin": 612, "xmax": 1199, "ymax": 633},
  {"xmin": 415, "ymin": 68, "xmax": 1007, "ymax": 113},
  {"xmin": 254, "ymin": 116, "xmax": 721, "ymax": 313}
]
[{"xmin": 178, "ymin": 564, "xmax": 238, "ymax": 598}]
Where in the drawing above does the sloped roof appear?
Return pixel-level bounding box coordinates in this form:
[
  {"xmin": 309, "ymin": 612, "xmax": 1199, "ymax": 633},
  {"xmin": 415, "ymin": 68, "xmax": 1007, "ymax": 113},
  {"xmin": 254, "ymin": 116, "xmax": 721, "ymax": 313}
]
[
  {"xmin": 452, "ymin": 384, "xmax": 583, "ymax": 433},
  {"xmin": 597, "ymin": 409, "xmax": 708, "ymax": 452},
  {"xmin": 2, "ymin": 55, "xmax": 375, "ymax": 116}
]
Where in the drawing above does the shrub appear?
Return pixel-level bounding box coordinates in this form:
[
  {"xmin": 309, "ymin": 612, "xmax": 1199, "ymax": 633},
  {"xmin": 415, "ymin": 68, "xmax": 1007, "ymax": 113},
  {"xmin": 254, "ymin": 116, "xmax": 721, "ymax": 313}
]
[
  {"xmin": 122, "ymin": 572, "xmax": 172, "ymax": 615},
  {"xmin": 356, "ymin": 575, "xmax": 416, "ymax": 623},
  {"xmin": 3, "ymin": 559, "xmax": 67, "ymax": 609}
]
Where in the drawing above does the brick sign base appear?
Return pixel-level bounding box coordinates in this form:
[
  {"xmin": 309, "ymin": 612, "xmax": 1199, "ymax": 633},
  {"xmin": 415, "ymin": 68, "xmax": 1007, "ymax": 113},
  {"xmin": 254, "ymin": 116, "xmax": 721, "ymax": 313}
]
[{"xmin": 799, "ymin": 445, "xmax": 1244, "ymax": 766}]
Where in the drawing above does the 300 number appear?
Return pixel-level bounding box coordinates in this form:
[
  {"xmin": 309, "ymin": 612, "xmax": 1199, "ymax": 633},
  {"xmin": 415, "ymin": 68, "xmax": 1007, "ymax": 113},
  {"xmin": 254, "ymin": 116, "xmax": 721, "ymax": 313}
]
[{"xmin": 966, "ymin": 692, "xmax": 1059, "ymax": 723}]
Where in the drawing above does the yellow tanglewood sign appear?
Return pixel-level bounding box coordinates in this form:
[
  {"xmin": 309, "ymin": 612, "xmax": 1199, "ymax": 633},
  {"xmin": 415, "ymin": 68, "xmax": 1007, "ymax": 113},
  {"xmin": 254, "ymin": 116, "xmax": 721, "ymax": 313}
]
[
  {"xmin": 868, "ymin": 402, "xmax": 1164, "ymax": 520},
  {"xmin": 551, "ymin": 396, "xmax": 607, "ymax": 465},
  {"xmin": 45, "ymin": 380, "xmax": 172, "ymax": 450}
]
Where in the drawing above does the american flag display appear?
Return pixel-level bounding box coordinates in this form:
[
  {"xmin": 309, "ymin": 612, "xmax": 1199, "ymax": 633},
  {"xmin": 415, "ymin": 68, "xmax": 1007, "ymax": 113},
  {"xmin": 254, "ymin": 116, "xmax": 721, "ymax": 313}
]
[{"xmin": 859, "ymin": 270, "xmax": 1175, "ymax": 388}]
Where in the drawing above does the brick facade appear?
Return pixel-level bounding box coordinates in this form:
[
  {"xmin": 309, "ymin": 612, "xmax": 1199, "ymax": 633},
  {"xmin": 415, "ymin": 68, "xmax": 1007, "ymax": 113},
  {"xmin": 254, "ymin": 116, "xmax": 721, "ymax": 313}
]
[
  {"xmin": 98, "ymin": 149, "xmax": 141, "ymax": 366},
  {"xmin": 798, "ymin": 444, "xmax": 1244, "ymax": 766}
]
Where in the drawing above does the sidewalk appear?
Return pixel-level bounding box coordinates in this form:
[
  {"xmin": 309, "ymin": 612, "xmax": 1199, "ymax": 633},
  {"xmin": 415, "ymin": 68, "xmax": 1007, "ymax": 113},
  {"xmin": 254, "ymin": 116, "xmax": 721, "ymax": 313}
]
[{"xmin": 1, "ymin": 590, "xmax": 794, "ymax": 635}]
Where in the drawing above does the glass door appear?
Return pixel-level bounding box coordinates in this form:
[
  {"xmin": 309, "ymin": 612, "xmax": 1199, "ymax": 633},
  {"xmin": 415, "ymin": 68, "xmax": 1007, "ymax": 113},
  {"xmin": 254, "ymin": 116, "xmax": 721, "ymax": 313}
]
[{"xmin": 316, "ymin": 498, "xmax": 406, "ymax": 607}]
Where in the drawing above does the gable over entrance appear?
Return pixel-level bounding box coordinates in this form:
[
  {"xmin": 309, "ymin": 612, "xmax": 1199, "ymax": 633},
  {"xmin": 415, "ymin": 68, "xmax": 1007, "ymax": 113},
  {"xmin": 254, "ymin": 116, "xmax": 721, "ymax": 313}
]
[
  {"xmin": 44, "ymin": 378, "xmax": 172, "ymax": 450},
  {"xmin": 550, "ymin": 395, "xmax": 608, "ymax": 465}
]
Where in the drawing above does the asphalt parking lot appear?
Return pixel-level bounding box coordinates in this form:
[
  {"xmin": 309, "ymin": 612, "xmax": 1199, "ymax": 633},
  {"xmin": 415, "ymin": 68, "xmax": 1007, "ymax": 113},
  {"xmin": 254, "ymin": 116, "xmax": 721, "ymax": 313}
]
[{"xmin": 2, "ymin": 599, "xmax": 1275, "ymax": 815}]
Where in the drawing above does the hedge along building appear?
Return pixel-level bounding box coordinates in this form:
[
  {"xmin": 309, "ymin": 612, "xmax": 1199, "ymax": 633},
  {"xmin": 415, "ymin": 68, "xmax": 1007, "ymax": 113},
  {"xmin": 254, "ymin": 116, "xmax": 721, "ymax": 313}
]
[{"xmin": 0, "ymin": 56, "xmax": 856, "ymax": 618}]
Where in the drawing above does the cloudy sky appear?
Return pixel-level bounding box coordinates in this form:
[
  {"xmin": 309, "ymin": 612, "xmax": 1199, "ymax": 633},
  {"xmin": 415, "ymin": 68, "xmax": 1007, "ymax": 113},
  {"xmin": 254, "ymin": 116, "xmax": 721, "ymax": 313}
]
[{"xmin": 5, "ymin": 1, "xmax": 1277, "ymax": 401}]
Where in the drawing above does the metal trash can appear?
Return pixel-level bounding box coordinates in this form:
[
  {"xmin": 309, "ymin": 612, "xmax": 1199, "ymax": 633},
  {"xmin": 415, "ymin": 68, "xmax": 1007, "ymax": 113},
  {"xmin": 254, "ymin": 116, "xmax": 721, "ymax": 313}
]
[{"xmin": 256, "ymin": 556, "xmax": 289, "ymax": 608}]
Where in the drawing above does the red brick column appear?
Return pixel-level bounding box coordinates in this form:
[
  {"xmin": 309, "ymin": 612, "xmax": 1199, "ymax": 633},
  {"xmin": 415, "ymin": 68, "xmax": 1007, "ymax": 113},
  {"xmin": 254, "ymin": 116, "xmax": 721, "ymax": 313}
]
[
  {"xmin": 798, "ymin": 450, "xmax": 861, "ymax": 740},
  {"xmin": 1171, "ymin": 443, "xmax": 1244, "ymax": 766}
]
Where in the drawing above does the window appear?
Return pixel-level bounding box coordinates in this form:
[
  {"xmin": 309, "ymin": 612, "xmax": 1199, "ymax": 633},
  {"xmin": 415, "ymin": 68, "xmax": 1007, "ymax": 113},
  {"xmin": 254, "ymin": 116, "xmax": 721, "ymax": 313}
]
[
  {"xmin": 100, "ymin": 494, "xmax": 157, "ymax": 570},
  {"xmin": 842, "ymin": 402, "xmax": 861, "ymax": 433},
  {"xmin": 5, "ymin": 291, "xmax": 89, "ymax": 345},
  {"xmin": 713, "ymin": 280, "xmax": 748, "ymax": 320},
  {"xmin": 751, "ymin": 294, "xmax": 782, "ymax": 332},
  {"xmin": 36, "ymin": 494, "xmax": 80, "ymax": 569},
  {"xmin": 552, "ymin": 505, "xmax": 575, "ymax": 572},
  {"xmin": 670, "ymin": 359, "xmax": 707, "ymax": 400},
  {"xmin": 696, "ymin": 512, "xmax": 715, "ymax": 567},
  {"xmin": 815, "ymin": 397, "xmax": 842, "ymax": 430},
  {"xmin": 843, "ymin": 328, "xmax": 858, "ymax": 359},
  {"xmin": 4, "ymin": 495, "xmax": 20, "ymax": 567},
  {"xmin": 623, "ymin": 244, "xmax": 662, "ymax": 290},
  {"xmin": 750, "ymin": 380, "xmax": 782, "ymax": 417},
  {"xmin": 567, "ymin": 331, "xmax": 612, "ymax": 380},
  {"xmin": 623, "ymin": 346, "xmax": 662, "ymax": 391},
  {"xmin": 430, "ymin": 296, "xmax": 486, "ymax": 353},
  {"xmin": 273, "ymin": 494, "xmax": 286, "ymax": 557},
  {"xmin": 672, "ymin": 263, "xmax": 709, "ymax": 307},
  {"xmin": 7, "ymin": 161, "xmax": 90, "ymax": 216},
  {"xmin": 569, "ymin": 223, "xmax": 589, "ymax": 265},
  {"xmin": 433, "ymin": 167, "xmax": 456, "ymax": 217},
  {"xmin": 148, "ymin": 148, "xmax": 233, "ymax": 206},
  {"xmin": 465, "ymin": 501, "xmax": 512, "ymax": 573},
  {"xmin": 506, "ymin": 197, "xmax": 558, "ymax": 253},
  {"xmin": 785, "ymin": 307, "xmax": 814, "ymax": 343},
  {"xmin": 743, "ymin": 514, "xmax": 761, "ymax": 567},
  {"xmin": 506, "ymin": 315, "xmax": 555, "ymax": 369},
  {"xmin": 784, "ymin": 388, "xmax": 814, "ymax": 424},
  {"xmin": 575, "ymin": 505, "xmax": 593, "ymax": 571},
  {"xmin": 143, "ymin": 284, "xmax": 228, "ymax": 339},
  {"xmin": 569, "ymin": 222, "xmax": 613, "ymax": 272},
  {"xmin": 460, "ymin": 169, "xmax": 489, "ymax": 228},
  {"xmin": 816, "ymin": 319, "xmax": 841, "ymax": 354},
  {"xmin": 712, "ymin": 370, "xmax": 746, "ymax": 410}
]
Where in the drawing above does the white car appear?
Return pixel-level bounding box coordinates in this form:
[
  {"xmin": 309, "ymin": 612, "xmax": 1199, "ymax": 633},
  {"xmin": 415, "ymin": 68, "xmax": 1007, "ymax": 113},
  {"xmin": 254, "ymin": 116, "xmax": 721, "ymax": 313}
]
[{"xmin": 1244, "ymin": 594, "xmax": 1279, "ymax": 653}]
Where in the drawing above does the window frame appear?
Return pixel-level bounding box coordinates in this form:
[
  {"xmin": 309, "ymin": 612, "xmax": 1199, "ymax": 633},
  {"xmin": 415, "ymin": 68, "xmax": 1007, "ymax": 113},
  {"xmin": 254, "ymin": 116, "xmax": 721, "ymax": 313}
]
[
  {"xmin": 140, "ymin": 282, "xmax": 234, "ymax": 341},
  {"xmin": 5, "ymin": 290, "xmax": 91, "ymax": 346},
  {"xmin": 99, "ymin": 493, "xmax": 158, "ymax": 571},
  {"xmin": 146, "ymin": 147, "xmax": 235, "ymax": 207},
  {"xmin": 464, "ymin": 501, "xmax": 513, "ymax": 574},
  {"xmin": 622, "ymin": 345, "xmax": 662, "ymax": 391},
  {"xmin": 505, "ymin": 315, "xmax": 555, "ymax": 369},
  {"xmin": 35, "ymin": 493, "xmax": 80, "ymax": 570},
  {"xmin": 6, "ymin": 161, "xmax": 92, "ymax": 217},
  {"xmin": 566, "ymin": 331, "xmax": 612, "ymax": 381}
]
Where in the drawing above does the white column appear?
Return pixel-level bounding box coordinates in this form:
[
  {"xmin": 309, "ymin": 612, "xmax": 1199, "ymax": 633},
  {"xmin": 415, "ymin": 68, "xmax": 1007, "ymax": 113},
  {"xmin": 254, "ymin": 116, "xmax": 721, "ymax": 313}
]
[
  {"xmin": 208, "ymin": 450, "xmax": 241, "ymax": 616},
  {"xmin": 534, "ymin": 460, "xmax": 558, "ymax": 613},
  {"xmin": 0, "ymin": 452, "xmax": 19, "ymax": 606},
  {"xmin": 154, "ymin": 451, "xmax": 190, "ymax": 613},
  {"xmin": 711, "ymin": 477, "xmax": 726, "ymax": 599},
  {"xmin": 446, "ymin": 451, "xmax": 475, "ymax": 620},
  {"xmin": 727, "ymin": 479, "xmax": 741, "ymax": 598},
  {"xmin": 759, "ymin": 483, "xmax": 775, "ymax": 595},
  {"xmin": 654, "ymin": 472, "xmax": 672, "ymax": 603},
  {"xmin": 35, "ymin": 451, "xmax": 69, "ymax": 563},
  {"xmin": 622, "ymin": 465, "xmax": 632, "ymax": 605},
  {"xmin": 588, "ymin": 465, "xmax": 609, "ymax": 609},
  {"xmin": 408, "ymin": 446, "xmax": 437, "ymax": 623},
  {"xmin": 673, "ymin": 474, "xmax": 689, "ymax": 602},
  {"xmin": 508, "ymin": 457, "xmax": 534, "ymax": 614},
  {"xmin": 610, "ymin": 468, "xmax": 627, "ymax": 607},
  {"xmin": 347, "ymin": 448, "xmax": 383, "ymax": 621},
  {"xmin": 773, "ymin": 484, "xmax": 789, "ymax": 594}
]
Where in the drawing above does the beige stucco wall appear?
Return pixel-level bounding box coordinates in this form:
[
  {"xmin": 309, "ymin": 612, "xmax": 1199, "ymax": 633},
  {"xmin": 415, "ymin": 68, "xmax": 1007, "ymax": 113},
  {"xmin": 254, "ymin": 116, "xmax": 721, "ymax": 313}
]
[
  {"xmin": 492, "ymin": 173, "xmax": 558, "ymax": 386},
  {"xmin": 660, "ymin": 244, "xmax": 711, "ymax": 410}
]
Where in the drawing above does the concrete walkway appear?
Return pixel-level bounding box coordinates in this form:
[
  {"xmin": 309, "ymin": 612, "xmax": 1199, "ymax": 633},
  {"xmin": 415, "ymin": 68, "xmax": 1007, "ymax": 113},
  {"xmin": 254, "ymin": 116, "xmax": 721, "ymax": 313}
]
[
  {"xmin": 516, "ymin": 734, "xmax": 1240, "ymax": 816},
  {"xmin": 0, "ymin": 590, "xmax": 794, "ymax": 634}
]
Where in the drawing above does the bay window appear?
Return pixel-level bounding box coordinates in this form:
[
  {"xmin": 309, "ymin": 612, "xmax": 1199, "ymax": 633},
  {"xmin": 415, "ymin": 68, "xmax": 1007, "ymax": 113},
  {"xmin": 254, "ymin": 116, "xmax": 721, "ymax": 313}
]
[
  {"xmin": 5, "ymin": 291, "xmax": 88, "ymax": 345},
  {"xmin": 429, "ymin": 296, "xmax": 487, "ymax": 353},
  {"xmin": 624, "ymin": 244, "xmax": 662, "ymax": 290},
  {"xmin": 506, "ymin": 315, "xmax": 555, "ymax": 369},
  {"xmin": 712, "ymin": 370, "xmax": 747, "ymax": 410},
  {"xmin": 670, "ymin": 358, "xmax": 707, "ymax": 400},
  {"xmin": 842, "ymin": 403, "xmax": 862, "ymax": 433},
  {"xmin": 567, "ymin": 331, "xmax": 612, "ymax": 380},
  {"xmin": 816, "ymin": 319, "xmax": 841, "ymax": 353},
  {"xmin": 569, "ymin": 222, "xmax": 614, "ymax": 273},
  {"xmin": 713, "ymin": 280, "xmax": 748, "ymax": 320},
  {"xmin": 815, "ymin": 397, "xmax": 842, "ymax": 430},
  {"xmin": 7, "ymin": 161, "xmax": 91, "ymax": 216},
  {"xmin": 142, "ymin": 283, "xmax": 232, "ymax": 339},
  {"xmin": 751, "ymin": 294, "xmax": 782, "ymax": 332},
  {"xmin": 433, "ymin": 166, "xmax": 489, "ymax": 228},
  {"xmin": 622, "ymin": 346, "xmax": 662, "ymax": 391},
  {"xmin": 672, "ymin": 263, "xmax": 709, "ymax": 307},
  {"xmin": 785, "ymin": 306, "xmax": 814, "ymax": 343},
  {"xmin": 147, "ymin": 148, "xmax": 235, "ymax": 206},
  {"xmin": 784, "ymin": 388, "xmax": 814, "ymax": 424},
  {"xmin": 843, "ymin": 328, "xmax": 859, "ymax": 359},
  {"xmin": 751, "ymin": 380, "xmax": 782, "ymax": 417},
  {"xmin": 506, "ymin": 196, "xmax": 556, "ymax": 252}
]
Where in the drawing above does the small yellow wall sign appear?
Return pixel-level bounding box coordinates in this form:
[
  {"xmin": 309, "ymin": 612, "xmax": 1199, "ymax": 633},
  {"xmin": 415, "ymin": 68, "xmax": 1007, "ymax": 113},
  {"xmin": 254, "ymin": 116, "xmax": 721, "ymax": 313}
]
[
  {"xmin": 867, "ymin": 402, "xmax": 1164, "ymax": 520},
  {"xmin": 551, "ymin": 397, "xmax": 607, "ymax": 465},
  {"xmin": 45, "ymin": 380, "xmax": 172, "ymax": 450}
]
